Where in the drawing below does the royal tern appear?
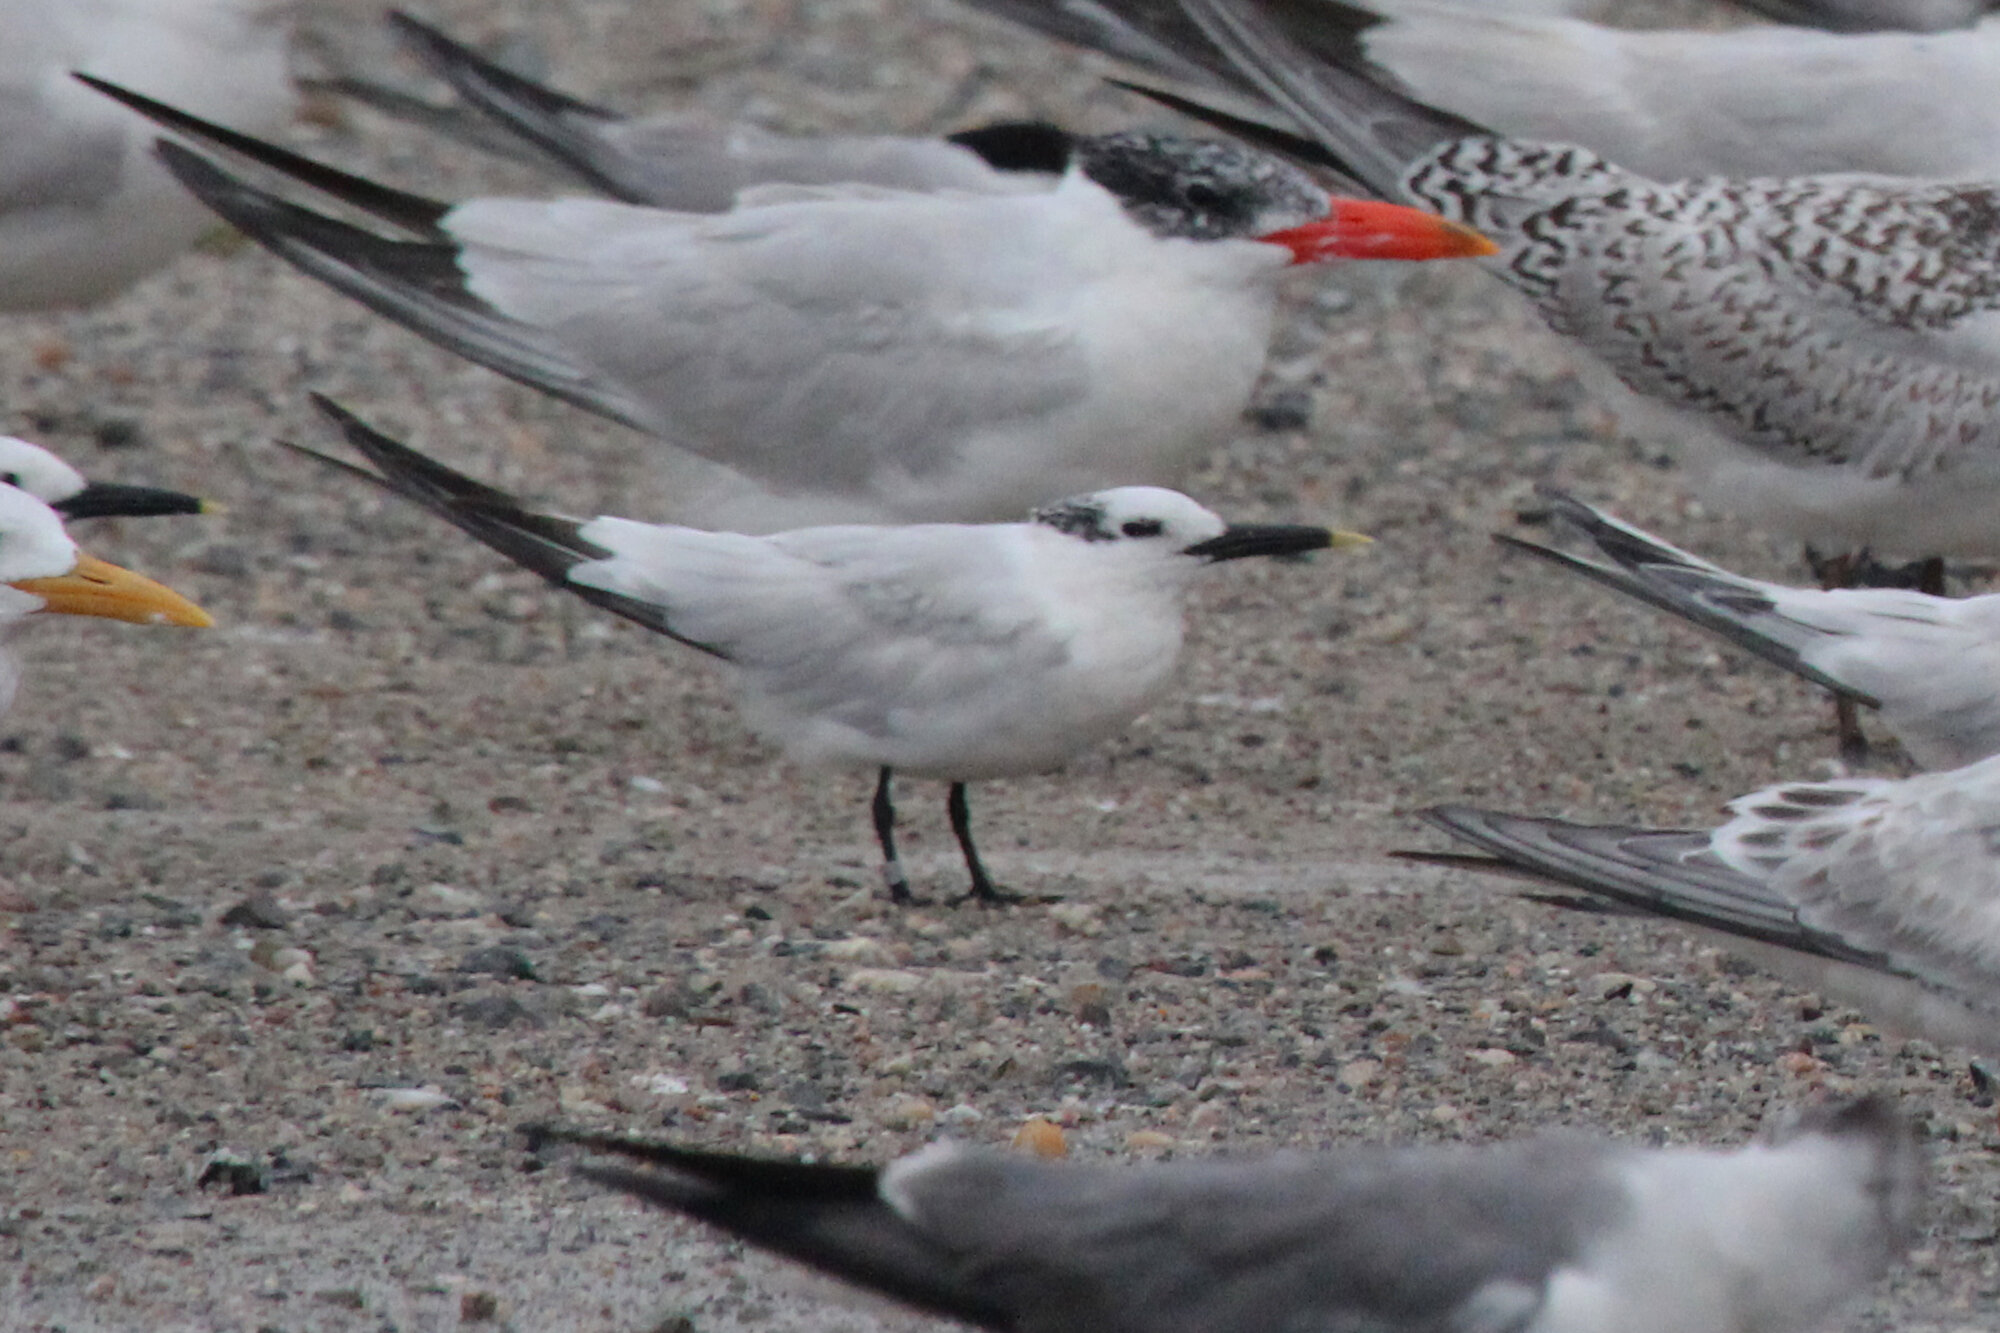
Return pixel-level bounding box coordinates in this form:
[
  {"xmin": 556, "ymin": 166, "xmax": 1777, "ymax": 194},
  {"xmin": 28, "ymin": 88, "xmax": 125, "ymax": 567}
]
[
  {"xmin": 91, "ymin": 79, "xmax": 1491, "ymax": 532},
  {"xmin": 0, "ymin": 483, "xmax": 213, "ymax": 714},
  {"xmin": 1416, "ymin": 749, "xmax": 2000, "ymax": 1056},
  {"xmin": 300, "ymin": 397, "xmax": 1357, "ymax": 905},
  {"xmin": 1, "ymin": 0, "xmax": 295, "ymax": 310},
  {"xmin": 0, "ymin": 436, "xmax": 207, "ymax": 521},
  {"xmin": 1503, "ymin": 487, "xmax": 2000, "ymax": 768},
  {"xmin": 534, "ymin": 1095, "xmax": 1918, "ymax": 1333},
  {"xmin": 969, "ymin": 0, "xmax": 2000, "ymax": 180},
  {"xmin": 1057, "ymin": 0, "xmax": 2000, "ymax": 563}
]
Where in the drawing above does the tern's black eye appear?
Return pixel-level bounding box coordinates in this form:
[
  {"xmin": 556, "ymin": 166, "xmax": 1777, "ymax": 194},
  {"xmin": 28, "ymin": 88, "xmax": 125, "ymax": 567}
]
[
  {"xmin": 1184, "ymin": 183, "xmax": 1227, "ymax": 212},
  {"xmin": 1121, "ymin": 519, "xmax": 1164, "ymax": 539}
]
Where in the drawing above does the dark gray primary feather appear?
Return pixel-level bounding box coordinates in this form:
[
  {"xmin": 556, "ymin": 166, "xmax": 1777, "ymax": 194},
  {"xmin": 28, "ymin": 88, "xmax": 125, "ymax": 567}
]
[
  {"xmin": 1171, "ymin": 0, "xmax": 1486, "ymax": 199},
  {"xmin": 1497, "ymin": 489, "xmax": 1880, "ymax": 708},
  {"xmin": 384, "ymin": 9, "xmax": 656, "ymax": 205},
  {"xmin": 1735, "ymin": 0, "xmax": 1997, "ymax": 31},
  {"xmin": 1414, "ymin": 806, "xmax": 1891, "ymax": 969},
  {"xmin": 301, "ymin": 396, "xmax": 728, "ymax": 658},
  {"xmin": 147, "ymin": 138, "xmax": 661, "ymax": 436},
  {"xmin": 547, "ymin": 1128, "xmax": 1631, "ymax": 1333}
]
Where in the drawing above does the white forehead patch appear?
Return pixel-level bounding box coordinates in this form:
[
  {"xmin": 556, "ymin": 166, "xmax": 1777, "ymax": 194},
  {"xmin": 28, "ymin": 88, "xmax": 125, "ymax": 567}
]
[{"xmin": 0, "ymin": 438, "xmax": 86, "ymax": 505}]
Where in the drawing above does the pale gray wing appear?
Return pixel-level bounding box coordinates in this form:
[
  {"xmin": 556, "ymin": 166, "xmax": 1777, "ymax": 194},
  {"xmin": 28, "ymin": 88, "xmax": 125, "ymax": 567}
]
[
  {"xmin": 570, "ymin": 518, "xmax": 1072, "ymax": 734},
  {"xmin": 0, "ymin": 88, "xmax": 126, "ymax": 214},
  {"xmin": 437, "ymin": 191, "xmax": 1089, "ymax": 493},
  {"xmin": 1735, "ymin": 0, "xmax": 1995, "ymax": 30},
  {"xmin": 546, "ymin": 1131, "xmax": 1624, "ymax": 1333},
  {"xmin": 387, "ymin": 10, "xmax": 1031, "ymax": 210},
  {"xmin": 1498, "ymin": 488, "xmax": 1878, "ymax": 705}
]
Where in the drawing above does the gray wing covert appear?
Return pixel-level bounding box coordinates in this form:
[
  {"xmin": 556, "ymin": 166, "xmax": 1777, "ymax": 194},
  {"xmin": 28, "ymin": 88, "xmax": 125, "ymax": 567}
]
[
  {"xmin": 0, "ymin": 89, "xmax": 126, "ymax": 213},
  {"xmin": 896, "ymin": 1141, "xmax": 1622, "ymax": 1333},
  {"xmin": 449, "ymin": 194, "xmax": 1091, "ymax": 494}
]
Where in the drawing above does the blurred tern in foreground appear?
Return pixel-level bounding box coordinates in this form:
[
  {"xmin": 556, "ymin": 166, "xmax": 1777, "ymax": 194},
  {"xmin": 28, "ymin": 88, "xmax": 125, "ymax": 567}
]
[
  {"xmin": 2, "ymin": 0, "xmax": 295, "ymax": 309},
  {"xmin": 970, "ymin": 0, "xmax": 2000, "ymax": 180},
  {"xmin": 1080, "ymin": 0, "xmax": 2000, "ymax": 567},
  {"xmin": 1504, "ymin": 488, "xmax": 2000, "ymax": 767},
  {"xmin": 0, "ymin": 436, "xmax": 208, "ymax": 522},
  {"xmin": 534, "ymin": 1096, "xmax": 1918, "ymax": 1333},
  {"xmin": 300, "ymin": 397, "xmax": 1358, "ymax": 905},
  {"xmin": 0, "ymin": 484, "xmax": 213, "ymax": 714},
  {"xmin": 91, "ymin": 79, "xmax": 1491, "ymax": 532},
  {"xmin": 1415, "ymin": 752, "xmax": 2000, "ymax": 1055}
]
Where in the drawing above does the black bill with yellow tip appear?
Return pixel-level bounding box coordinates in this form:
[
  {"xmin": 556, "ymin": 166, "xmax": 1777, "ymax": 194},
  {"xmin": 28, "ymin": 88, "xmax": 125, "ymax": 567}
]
[{"xmin": 53, "ymin": 482, "xmax": 210, "ymax": 521}]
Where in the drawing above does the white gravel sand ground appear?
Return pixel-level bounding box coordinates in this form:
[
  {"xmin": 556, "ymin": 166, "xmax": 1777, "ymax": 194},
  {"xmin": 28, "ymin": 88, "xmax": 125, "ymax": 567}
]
[{"xmin": 3, "ymin": 2, "xmax": 1997, "ymax": 1330}]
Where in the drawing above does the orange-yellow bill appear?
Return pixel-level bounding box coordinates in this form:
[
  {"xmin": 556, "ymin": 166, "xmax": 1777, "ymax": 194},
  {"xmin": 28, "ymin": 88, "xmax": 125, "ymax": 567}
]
[
  {"xmin": 11, "ymin": 552, "xmax": 213, "ymax": 627},
  {"xmin": 1260, "ymin": 200, "xmax": 1498, "ymax": 265}
]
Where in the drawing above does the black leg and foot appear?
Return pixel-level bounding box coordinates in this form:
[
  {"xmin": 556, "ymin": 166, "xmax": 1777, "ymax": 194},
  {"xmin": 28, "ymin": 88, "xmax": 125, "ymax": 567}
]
[
  {"xmin": 872, "ymin": 767, "xmax": 925, "ymax": 906},
  {"xmin": 946, "ymin": 782, "xmax": 1058, "ymax": 907}
]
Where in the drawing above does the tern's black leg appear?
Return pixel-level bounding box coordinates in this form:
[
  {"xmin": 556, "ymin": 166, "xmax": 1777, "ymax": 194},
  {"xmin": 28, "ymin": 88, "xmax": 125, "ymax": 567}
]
[
  {"xmin": 872, "ymin": 767, "xmax": 919, "ymax": 905},
  {"xmin": 947, "ymin": 781, "xmax": 1013, "ymax": 906},
  {"xmin": 1917, "ymin": 556, "xmax": 1947, "ymax": 597}
]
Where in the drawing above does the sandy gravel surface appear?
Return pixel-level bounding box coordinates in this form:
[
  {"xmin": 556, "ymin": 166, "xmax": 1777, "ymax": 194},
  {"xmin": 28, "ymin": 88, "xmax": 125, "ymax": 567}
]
[{"xmin": 3, "ymin": 2, "xmax": 1997, "ymax": 1330}]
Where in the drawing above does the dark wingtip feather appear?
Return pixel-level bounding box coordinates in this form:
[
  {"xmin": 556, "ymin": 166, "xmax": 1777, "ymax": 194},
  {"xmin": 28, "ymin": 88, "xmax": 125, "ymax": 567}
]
[{"xmin": 81, "ymin": 74, "xmax": 450, "ymax": 236}]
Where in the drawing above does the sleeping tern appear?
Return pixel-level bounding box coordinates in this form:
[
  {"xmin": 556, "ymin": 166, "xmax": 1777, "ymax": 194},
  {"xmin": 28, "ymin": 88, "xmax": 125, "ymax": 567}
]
[
  {"xmin": 533, "ymin": 1095, "xmax": 1919, "ymax": 1333},
  {"xmin": 1, "ymin": 0, "xmax": 295, "ymax": 310},
  {"xmin": 89, "ymin": 77, "xmax": 1492, "ymax": 531},
  {"xmin": 0, "ymin": 483, "xmax": 213, "ymax": 715},
  {"xmin": 1416, "ymin": 751, "xmax": 2000, "ymax": 1056},
  {"xmin": 298, "ymin": 396, "xmax": 1360, "ymax": 905},
  {"xmin": 1503, "ymin": 488, "xmax": 2000, "ymax": 767},
  {"xmin": 0, "ymin": 436, "xmax": 207, "ymax": 522},
  {"xmin": 1045, "ymin": 0, "xmax": 2000, "ymax": 565}
]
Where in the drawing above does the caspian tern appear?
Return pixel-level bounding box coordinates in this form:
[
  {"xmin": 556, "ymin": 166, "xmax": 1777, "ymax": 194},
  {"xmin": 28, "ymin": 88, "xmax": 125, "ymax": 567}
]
[
  {"xmin": 1417, "ymin": 749, "xmax": 2000, "ymax": 1056},
  {"xmin": 297, "ymin": 396, "xmax": 1359, "ymax": 906},
  {"xmin": 533, "ymin": 1095, "xmax": 1918, "ymax": 1333},
  {"xmin": 87, "ymin": 76, "xmax": 1492, "ymax": 532},
  {"xmin": 0, "ymin": 436, "xmax": 207, "ymax": 521},
  {"xmin": 0, "ymin": 483, "xmax": 213, "ymax": 715},
  {"xmin": 1, "ymin": 0, "xmax": 295, "ymax": 310}
]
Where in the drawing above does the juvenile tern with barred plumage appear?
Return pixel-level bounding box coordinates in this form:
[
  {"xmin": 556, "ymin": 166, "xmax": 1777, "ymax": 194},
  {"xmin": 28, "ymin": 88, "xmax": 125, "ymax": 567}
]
[
  {"xmin": 1416, "ymin": 753, "xmax": 2000, "ymax": 1055},
  {"xmin": 1, "ymin": 0, "xmax": 295, "ymax": 310},
  {"xmin": 534, "ymin": 1095, "xmax": 1919, "ymax": 1333},
  {"xmin": 1503, "ymin": 488, "xmax": 2000, "ymax": 768},
  {"xmin": 89, "ymin": 77, "xmax": 1491, "ymax": 532},
  {"xmin": 300, "ymin": 397, "xmax": 1358, "ymax": 905},
  {"xmin": 1055, "ymin": 0, "xmax": 2000, "ymax": 563},
  {"xmin": 0, "ymin": 483, "xmax": 212, "ymax": 715}
]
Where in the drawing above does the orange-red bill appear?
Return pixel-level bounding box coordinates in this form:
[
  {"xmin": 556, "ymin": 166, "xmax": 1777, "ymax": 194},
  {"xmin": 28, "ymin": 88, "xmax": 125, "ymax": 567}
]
[
  {"xmin": 1260, "ymin": 200, "xmax": 1498, "ymax": 264},
  {"xmin": 12, "ymin": 552, "xmax": 214, "ymax": 627}
]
